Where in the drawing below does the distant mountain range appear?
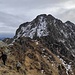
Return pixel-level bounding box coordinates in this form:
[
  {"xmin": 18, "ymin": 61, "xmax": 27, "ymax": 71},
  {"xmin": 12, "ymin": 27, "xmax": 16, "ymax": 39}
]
[
  {"xmin": 0, "ymin": 33, "xmax": 14, "ymax": 40},
  {"xmin": 0, "ymin": 38, "xmax": 5, "ymax": 40}
]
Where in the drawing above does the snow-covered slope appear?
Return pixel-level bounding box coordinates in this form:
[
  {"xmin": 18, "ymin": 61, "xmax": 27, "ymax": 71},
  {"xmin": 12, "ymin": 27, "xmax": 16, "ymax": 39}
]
[{"xmin": 15, "ymin": 14, "xmax": 50, "ymax": 39}]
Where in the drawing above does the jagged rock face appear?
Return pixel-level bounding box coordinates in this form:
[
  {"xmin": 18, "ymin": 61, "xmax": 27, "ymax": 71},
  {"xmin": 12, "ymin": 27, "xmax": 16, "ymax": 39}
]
[
  {"xmin": 15, "ymin": 14, "xmax": 75, "ymax": 60},
  {"xmin": 15, "ymin": 14, "xmax": 67, "ymax": 40},
  {"xmin": 15, "ymin": 14, "xmax": 48, "ymax": 39}
]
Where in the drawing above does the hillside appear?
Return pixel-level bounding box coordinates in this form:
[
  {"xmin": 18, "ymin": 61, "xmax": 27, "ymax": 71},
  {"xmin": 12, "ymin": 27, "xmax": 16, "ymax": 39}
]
[{"xmin": 0, "ymin": 37, "xmax": 75, "ymax": 75}]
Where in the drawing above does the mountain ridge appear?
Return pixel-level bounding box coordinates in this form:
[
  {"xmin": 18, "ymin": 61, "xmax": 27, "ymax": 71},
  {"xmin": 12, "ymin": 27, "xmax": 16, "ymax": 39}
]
[{"xmin": 14, "ymin": 13, "xmax": 75, "ymax": 63}]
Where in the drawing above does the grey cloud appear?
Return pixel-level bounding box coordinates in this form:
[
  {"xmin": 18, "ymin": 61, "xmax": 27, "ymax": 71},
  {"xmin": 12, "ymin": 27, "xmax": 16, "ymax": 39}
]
[
  {"xmin": 56, "ymin": 9, "xmax": 75, "ymax": 23},
  {"xmin": 0, "ymin": 0, "xmax": 75, "ymax": 36},
  {"xmin": 0, "ymin": 0, "xmax": 74, "ymax": 16},
  {"xmin": 0, "ymin": 0, "xmax": 72, "ymax": 10},
  {"xmin": 0, "ymin": 11, "xmax": 24, "ymax": 26}
]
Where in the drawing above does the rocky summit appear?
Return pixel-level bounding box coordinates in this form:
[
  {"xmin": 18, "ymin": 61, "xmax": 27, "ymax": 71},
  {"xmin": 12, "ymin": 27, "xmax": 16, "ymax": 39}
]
[{"xmin": 0, "ymin": 14, "xmax": 75, "ymax": 75}]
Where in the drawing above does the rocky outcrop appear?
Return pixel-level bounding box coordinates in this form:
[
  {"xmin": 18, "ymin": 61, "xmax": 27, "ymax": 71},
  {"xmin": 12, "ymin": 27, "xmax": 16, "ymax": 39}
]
[{"xmin": 0, "ymin": 41, "xmax": 7, "ymax": 47}]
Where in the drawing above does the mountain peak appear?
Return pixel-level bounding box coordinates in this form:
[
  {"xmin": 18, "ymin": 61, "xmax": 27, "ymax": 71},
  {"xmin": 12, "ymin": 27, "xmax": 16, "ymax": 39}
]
[
  {"xmin": 15, "ymin": 14, "xmax": 75, "ymax": 40},
  {"xmin": 48, "ymin": 14, "xmax": 55, "ymax": 19},
  {"xmin": 15, "ymin": 14, "xmax": 57, "ymax": 39},
  {"xmin": 65, "ymin": 21, "xmax": 75, "ymax": 25},
  {"xmin": 36, "ymin": 14, "xmax": 55, "ymax": 20},
  {"xmin": 11, "ymin": 14, "xmax": 75, "ymax": 75},
  {"xmin": 37, "ymin": 14, "xmax": 47, "ymax": 17},
  {"xmin": 14, "ymin": 14, "xmax": 65, "ymax": 39}
]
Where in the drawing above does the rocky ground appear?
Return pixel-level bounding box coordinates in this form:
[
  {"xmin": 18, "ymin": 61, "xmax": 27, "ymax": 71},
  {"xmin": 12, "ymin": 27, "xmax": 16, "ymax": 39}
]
[{"xmin": 0, "ymin": 38, "xmax": 75, "ymax": 75}]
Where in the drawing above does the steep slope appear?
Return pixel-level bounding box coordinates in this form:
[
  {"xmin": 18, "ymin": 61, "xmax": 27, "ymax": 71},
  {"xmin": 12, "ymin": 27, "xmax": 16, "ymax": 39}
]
[
  {"xmin": 14, "ymin": 14, "xmax": 75, "ymax": 63},
  {"xmin": 9, "ymin": 37, "xmax": 75, "ymax": 75},
  {"xmin": 0, "ymin": 38, "xmax": 75, "ymax": 75}
]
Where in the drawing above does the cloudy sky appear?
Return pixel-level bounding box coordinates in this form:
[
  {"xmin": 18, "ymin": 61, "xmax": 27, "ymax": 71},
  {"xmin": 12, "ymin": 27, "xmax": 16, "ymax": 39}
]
[{"xmin": 0, "ymin": 0, "xmax": 75, "ymax": 37}]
